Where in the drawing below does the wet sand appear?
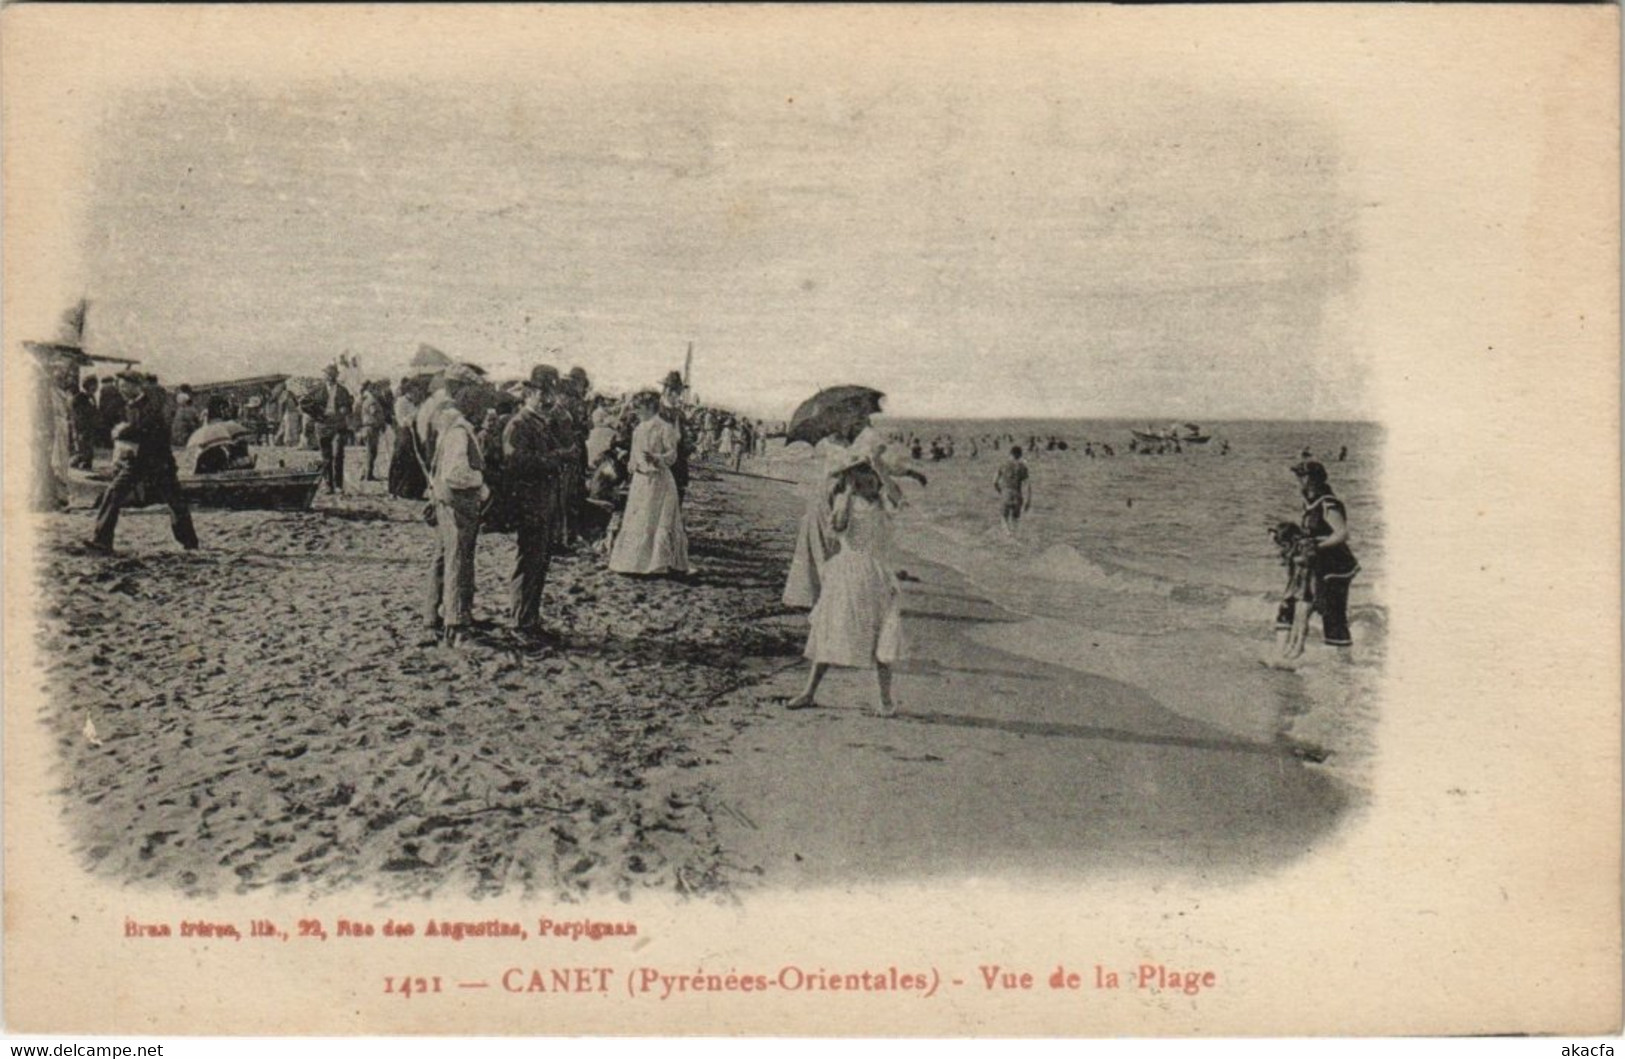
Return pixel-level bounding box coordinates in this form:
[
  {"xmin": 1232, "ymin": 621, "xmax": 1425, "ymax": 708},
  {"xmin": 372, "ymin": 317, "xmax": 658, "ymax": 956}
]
[
  {"xmin": 31, "ymin": 446, "xmax": 1353, "ymax": 901},
  {"xmin": 704, "ymin": 540, "xmax": 1350, "ymax": 888}
]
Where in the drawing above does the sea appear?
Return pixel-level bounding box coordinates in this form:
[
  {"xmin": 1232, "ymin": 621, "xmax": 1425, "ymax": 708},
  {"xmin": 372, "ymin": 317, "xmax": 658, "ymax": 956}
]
[{"xmin": 764, "ymin": 419, "xmax": 1385, "ymax": 781}]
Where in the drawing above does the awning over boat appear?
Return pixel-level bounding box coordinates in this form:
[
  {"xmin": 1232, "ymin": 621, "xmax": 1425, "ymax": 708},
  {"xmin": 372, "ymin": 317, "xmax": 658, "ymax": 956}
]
[
  {"xmin": 190, "ymin": 373, "xmax": 290, "ymax": 393},
  {"xmin": 23, "ymin": 341, "xmax": 141, "ymax": 367}
]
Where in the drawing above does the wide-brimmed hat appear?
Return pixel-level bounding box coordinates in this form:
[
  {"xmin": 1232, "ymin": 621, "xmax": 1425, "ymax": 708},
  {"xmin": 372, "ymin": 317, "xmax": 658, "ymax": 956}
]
[
  {"xmin": 523, "ymin": 364, "xmax": 561, "ymax": 391},
  {"xmin": 826, "ymin": 447, "xmax": 873, "ymax": 478},
  {"xmin": 1291, "ymin": 459, "xmax": 1328, "ymax": 483},
  {"xmin": 442, "ymin": 362, "xmax": 482, "ymax": 385},
  {"xmin": 662, "ymin": 370, "xmax": 685, "ymax": 392}
]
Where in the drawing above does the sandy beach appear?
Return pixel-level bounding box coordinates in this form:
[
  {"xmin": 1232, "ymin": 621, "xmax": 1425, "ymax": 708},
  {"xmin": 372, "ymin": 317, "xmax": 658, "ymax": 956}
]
[{"xmin": 32, "ymin": 447, "xmax": 1355, "ymax": 901}]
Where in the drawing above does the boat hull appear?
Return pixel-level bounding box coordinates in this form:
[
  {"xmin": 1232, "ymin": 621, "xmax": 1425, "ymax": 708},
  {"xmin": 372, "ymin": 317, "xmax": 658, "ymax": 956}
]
[{"xmin": 59, "ymin": 466, "xmax": 322, "ymax": 512}]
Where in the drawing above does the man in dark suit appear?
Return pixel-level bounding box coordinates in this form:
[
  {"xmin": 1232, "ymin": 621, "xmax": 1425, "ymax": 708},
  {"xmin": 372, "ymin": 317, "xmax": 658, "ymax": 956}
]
[
  {"xmin": 501, "ymin": 365, "xmax": 574, "ymax": 639},
  {"xmin": 69, "ymin": 376, "xmax": 100, "ymax": 469},
  {"xmin": 89, "ymin": 372, "xmax": 198, "ymax": 553},
  {"xmin": 95, "ymin": 374, "xmax": 125, "ymax": 447},
  {"xmin": 312, "ymin": 364, "xmax": 354, "ymax": 494}
]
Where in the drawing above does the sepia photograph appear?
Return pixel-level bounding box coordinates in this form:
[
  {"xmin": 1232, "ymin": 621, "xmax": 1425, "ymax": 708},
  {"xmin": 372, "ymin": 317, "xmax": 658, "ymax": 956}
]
[{"xmin": 2, "ymin": 4, "xmax": 1617, "ymax": 1040}]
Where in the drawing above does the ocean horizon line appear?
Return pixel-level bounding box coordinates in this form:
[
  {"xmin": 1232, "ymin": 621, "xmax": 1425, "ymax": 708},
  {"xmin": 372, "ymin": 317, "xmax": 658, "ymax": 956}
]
[{"xmin": 873, "ymin": 414, "xmax": 1381, "ymax": 426}]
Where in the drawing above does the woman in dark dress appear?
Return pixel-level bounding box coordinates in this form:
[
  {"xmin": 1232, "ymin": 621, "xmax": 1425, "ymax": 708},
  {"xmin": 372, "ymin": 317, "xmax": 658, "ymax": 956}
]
[
  {"xmin": 1285, "ymin": 459, "xmax": 1360, "ymax": 649},
  {"xmin": 387, "ymin": 376, "xmax": 429, "ymax": 500}
]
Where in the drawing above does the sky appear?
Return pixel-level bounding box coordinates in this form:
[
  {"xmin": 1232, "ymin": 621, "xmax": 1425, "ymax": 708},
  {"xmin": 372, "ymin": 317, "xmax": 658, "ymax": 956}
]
[{"xmin": 59, "ymin": 25, "xmax": 1368, "ymax": 421}]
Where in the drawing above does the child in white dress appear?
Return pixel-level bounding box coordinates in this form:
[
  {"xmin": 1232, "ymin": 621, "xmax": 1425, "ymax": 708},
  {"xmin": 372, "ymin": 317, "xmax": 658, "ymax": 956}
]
[{"xmin": 786, "ymin": 457, "xmax": 905, "ymax": 716}]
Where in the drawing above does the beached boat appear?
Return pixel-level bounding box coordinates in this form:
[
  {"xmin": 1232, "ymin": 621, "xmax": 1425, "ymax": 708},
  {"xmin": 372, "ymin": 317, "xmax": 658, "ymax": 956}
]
[{"xmin": 57, "ymin": 463, "xmax": 323, "ymax": 512}]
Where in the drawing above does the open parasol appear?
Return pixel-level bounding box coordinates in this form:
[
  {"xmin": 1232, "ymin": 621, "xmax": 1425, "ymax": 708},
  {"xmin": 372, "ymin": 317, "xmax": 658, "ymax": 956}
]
[{"xmin": 785, "ymin": 385, "xmax": 885, "ymax": 446}]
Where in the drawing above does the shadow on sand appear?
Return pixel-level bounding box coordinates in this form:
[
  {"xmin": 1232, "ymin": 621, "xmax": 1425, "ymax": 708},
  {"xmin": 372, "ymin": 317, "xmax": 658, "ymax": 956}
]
[{"xmin": 896, "ymin": 707, "xmax": 1326, "ymax": 762}]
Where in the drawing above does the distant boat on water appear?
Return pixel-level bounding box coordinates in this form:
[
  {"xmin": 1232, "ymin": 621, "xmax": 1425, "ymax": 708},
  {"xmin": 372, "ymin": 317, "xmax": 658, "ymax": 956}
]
[{"xmin": 1131, "ymin": 423, "xmax": 1210, "ymax": 445}]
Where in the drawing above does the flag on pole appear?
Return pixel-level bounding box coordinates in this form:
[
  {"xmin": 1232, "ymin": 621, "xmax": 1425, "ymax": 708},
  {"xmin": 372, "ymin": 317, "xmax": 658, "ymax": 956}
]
[{"xmin": 58, "ymin": 298, "xmax": 89, "ymax": 346}]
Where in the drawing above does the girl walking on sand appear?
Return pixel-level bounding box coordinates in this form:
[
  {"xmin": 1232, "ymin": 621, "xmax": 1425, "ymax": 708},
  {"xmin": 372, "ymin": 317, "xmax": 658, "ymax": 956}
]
[{"xmin": 787, "ymin": 454, "xmax": 904, "ymax": 716}]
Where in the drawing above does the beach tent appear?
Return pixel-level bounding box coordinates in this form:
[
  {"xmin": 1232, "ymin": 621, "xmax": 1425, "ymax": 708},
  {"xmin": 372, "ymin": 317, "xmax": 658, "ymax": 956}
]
[
  {"xmin": 392, "ymin": 345, "xmax": 506, "ymax": 423},
  {"xmin": 189, "ymin": 373, "xmax": 290, "ymax": 412}
]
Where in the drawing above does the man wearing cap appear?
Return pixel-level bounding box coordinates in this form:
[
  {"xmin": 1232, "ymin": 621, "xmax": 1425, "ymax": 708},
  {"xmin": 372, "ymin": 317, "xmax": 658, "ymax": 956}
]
[
  {"xmin": 502, "ymin": 365, "xmax": 575, "ymax": 639},
  {"xmin": 89, "ymin": 371, "xmax": 199, "ymax": 554},
  {"xmin": 313, "ymin": 364, "xmax": 354, "ymax": 494},
  {"xmin": 169, "ymin": 385, "xmax": 203, "ymax": 448},
  {"xmin": 425, "ymin": 363, "xmax": 487, "ymax": 646},
  {"xmin": 1288, "ymin": 459, "xmax": 1360, "ymax": 649},
  {"xmin": 566, "ymin": 366, "xmax": 592, "ymax": 405}
]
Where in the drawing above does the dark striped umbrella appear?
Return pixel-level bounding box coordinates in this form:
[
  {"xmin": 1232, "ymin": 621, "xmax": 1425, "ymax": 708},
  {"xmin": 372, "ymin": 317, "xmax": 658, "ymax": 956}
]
[{"xmin": 785, "ymin": 385, "xmax": 884, "ymax": 446}]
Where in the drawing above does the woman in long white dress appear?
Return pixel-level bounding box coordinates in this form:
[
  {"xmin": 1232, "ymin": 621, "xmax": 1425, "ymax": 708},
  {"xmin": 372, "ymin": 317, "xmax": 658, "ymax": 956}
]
[
  {"xmin": 787, "ymin": 456, "xmax": 905, "ymax": 715},
  {"xmin": 608, "ymin": 391, "xmax": 689, "ymax": 577},
  {"xmin": 781, "ymin": 446, "xmax": 845, "ymax": 609}
]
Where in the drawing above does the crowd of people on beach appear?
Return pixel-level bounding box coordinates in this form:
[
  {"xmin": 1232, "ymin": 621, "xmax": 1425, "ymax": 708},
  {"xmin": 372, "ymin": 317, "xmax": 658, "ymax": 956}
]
[{"xmin": 45, "ymin": 350, "xmax": 785, "ymax": 647}]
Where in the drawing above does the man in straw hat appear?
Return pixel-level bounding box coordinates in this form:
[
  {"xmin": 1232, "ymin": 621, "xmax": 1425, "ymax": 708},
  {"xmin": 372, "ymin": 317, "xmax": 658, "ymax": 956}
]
[
  {"xmin": 414, "ymin": 363, "xmax": 474, "ymax": 467},
  {"xmin": 88, "ymin": 370, "xmax": 199, "ymax": 554},
  {"xmin": 502, "ymin": 364, "xmax": 575, "ymax": 641},
  {"xmin": 424, "ymin": 363, "xmax": 487, "ymax": 647}
]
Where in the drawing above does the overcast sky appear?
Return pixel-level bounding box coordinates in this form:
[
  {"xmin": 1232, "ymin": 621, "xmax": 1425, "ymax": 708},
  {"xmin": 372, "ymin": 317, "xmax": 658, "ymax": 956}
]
[{"xmin": 61, "ymin": 23, "xmax": 1368, "ymax": 420}]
